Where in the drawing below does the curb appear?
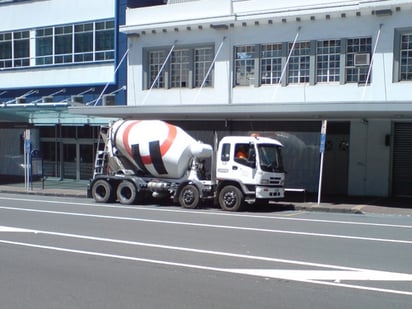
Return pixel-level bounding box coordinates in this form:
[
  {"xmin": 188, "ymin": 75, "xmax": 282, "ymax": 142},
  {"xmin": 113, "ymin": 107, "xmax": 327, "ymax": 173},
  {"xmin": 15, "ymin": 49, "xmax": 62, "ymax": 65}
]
[
  {"xmin": 0, "ymin": 189, "xmax": 87, "ymax": 199},
  {"xmin": 293, "ymin": 204, "xmax": 364, "ymax": 215}
]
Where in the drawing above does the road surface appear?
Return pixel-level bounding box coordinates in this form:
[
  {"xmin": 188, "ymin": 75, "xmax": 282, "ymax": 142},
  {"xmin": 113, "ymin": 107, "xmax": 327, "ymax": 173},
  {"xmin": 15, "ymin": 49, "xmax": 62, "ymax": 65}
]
[{"xmin": 0, "ymin": 193, "xmax": 411, "ymax": 308}]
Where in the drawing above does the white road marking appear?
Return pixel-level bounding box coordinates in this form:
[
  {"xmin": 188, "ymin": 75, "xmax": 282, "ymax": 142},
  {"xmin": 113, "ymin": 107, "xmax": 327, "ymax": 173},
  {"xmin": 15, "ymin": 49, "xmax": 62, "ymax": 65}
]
[
  {"xmin": 0, "ymin": 238, "xmax": 411, "ymax": 296},
  {"xmin": 0, "ymin": 206, "xmax": 411, "ymax": 244},
  {"xmin": 230, "ymin": 269, "xmax": 412, "ymax": 281},
  {"xmin": 0, "ymin": 225, "xmax": 385, "ymax": 272},
  {"xmin": 0, "ymin": 226, "xmax": 32, "ymax": 232},
  {"xmin": 0, "ymin": 195, "xmax": 411, "ymax": 229}
]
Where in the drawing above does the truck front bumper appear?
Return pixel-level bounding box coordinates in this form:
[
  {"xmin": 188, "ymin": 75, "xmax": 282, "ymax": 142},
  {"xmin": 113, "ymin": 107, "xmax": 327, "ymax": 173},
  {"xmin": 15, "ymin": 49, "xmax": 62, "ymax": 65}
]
[{"xmin": 256, "ymin": 186, "xmax": 284, "ymax": 199}]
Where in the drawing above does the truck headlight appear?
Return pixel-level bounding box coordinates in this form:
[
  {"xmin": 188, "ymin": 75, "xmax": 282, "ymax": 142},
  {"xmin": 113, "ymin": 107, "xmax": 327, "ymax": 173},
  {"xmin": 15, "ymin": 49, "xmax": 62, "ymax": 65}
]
[{"xmin": 261, "ymin": 179, "xmax": 269, "ymax": 185}]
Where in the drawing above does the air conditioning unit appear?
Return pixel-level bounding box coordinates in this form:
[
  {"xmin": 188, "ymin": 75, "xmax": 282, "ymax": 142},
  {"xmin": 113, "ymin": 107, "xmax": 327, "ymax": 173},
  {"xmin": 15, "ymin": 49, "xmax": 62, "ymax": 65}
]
[
  {"xmin": 103, "ymin": 94, "xmax": 115, "ymax": 106},
  {"xmin": 354, "ymin": 53, "xmax": 370, "ymax": 66},
  {"xmin": 71, "ymin": 95, "xmax": 84, "ymax": 104},
  {"xmin": 42, "ymin": 96, "xmax": 53, "ymax": 103},
  {"xmin": 15, "ymin": 96, "xmax": 26, "ymax": 104}
]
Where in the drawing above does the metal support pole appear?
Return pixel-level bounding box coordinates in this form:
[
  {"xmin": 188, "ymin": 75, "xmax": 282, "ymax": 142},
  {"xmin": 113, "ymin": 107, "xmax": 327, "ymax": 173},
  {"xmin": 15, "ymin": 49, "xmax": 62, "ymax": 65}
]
[
  {"xmin": 142, "ymin": 41, "xmax": 177, "ymax": 105},
  {"xmin": 94, "ymin": 48, "xmax": 130, "ymax": 106},
  {"xmin": 193, "ymin": 37, "xmax": 226, "ymax": 104},
  {"xmin": 317, "ymin": 120, "xmax": 327, "ymax": 205},
  {"xmin": 362, "ymin": 24, "xmax": 382, "ymax": 100},
  {"xmin": 273, "ymin": 27, "xmax": 301, "ymax": 99}
]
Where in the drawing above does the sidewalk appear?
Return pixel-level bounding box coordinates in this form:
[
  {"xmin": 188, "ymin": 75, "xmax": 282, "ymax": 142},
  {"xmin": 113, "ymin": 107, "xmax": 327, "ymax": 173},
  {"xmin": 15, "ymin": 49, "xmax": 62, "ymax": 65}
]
[
  {"xmin": 0, "ymin": 178, "xmax": 411, "ymax": 216},
  {"xmin": 0, "ymin": 178, "xmax": 88, "ymax": 198}
]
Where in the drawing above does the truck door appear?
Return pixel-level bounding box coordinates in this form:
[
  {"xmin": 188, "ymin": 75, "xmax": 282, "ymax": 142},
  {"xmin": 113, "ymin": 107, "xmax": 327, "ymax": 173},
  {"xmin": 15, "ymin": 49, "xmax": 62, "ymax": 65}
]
[{"xmin": 217, "ymin": 142, "xmax": 256, "ymax": 183}]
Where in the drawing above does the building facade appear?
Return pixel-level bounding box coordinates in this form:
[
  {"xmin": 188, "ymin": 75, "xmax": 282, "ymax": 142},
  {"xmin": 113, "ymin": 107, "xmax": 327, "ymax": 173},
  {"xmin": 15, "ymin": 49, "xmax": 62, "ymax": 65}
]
[
  {"xmin": 0, "ymin": 0, "xmax": 128, "ymax": 180},
  {"xmin": 74, "ymin": 0, "xmax": 412, "ymax": 197}
]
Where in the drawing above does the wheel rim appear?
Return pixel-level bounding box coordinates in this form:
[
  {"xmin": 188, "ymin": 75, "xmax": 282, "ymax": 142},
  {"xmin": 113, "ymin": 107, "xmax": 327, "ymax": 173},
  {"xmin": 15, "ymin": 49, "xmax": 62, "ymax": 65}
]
[
  {"xmin": 223, "ymin": 191, "xmax": 237, "ymax": 207},
  {"xmin": 179, "ymin": 184, "xmax": 200, "ymax": 209},
  {"xmin": 183, "ymin": 189, "xmax": 195, "ymax": 205}
]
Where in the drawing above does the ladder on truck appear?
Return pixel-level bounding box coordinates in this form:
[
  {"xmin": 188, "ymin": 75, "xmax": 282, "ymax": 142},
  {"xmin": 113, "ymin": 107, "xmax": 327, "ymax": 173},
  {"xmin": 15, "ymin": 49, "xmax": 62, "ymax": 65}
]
[{"xmin": 93, "ymin": 126, "xmax": 109, "ymax": 178}]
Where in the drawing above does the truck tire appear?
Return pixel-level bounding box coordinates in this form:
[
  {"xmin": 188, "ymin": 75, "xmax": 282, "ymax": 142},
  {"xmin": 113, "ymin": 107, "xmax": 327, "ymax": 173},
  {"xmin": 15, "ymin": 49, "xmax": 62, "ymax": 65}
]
[
  {"xmin": 178, "ymin": 184, "xmax": 200, "ymax": 209},
  {"xmin": 92, "ymin": 179, "xmax": 115, "ymax": 203},
  {"xmin": 117, "ymin": 180, "xmax": 137, "ymax": 205},
  {"xmin": 218, "ymin": 185, "xmax": 243, "ymax": 211}
]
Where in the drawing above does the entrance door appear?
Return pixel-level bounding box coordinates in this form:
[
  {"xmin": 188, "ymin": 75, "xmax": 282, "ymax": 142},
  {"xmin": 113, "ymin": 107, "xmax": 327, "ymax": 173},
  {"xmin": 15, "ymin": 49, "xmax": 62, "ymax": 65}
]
[
  {"xmin": 323, "ymin": 134, "xmax": 350, "ymax": 195},
  {"xmin": 63, "ymin": 143, "xmax": 77, "ymax": 179},
  {"xmin": 62, "ymin": 142, "xmax": 95, "ymax": 180}
]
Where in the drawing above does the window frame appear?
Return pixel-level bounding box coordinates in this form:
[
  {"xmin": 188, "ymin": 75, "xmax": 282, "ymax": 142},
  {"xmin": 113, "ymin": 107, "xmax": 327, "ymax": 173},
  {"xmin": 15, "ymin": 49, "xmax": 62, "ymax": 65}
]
[
  {"xmin": 344, "ymin": 37, "xmax": 372, "ymax": 84},
  {"xmin": 144, "ymin": 43, "xmax": 215, "ymax": 90},
  {"xmin": 316, "ymin": 39, "xmax": 341, "ymax": 83},
  {"xmin": 0, "ymin": 30, "xmax": 30, "ymax": 68},
  {"xmin": 35, "ymin": 27, "xmax": 53, "ymax": 65},
  {"xmin": 234, "ymin": 45, "xmax": 258, "ymax": 87},
  {"xmin": 0, "ymin": 19, "xmax": 115, "ymax": 70},
  {"xmin": 287, "ymin": 41, "xmax": 311, "ymax": 84},
  {"xmin": 394, "ymin": 28, "xmax": 412, "ymax": 82},
  {"xmin": 260, "ymin": 43, "xmax": 283, "ymax": 85}
]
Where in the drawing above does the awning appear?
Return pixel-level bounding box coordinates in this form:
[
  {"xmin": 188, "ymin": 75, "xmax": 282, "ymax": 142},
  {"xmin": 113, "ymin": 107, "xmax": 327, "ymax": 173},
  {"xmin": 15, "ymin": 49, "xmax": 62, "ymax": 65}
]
[
  {"xmin": 68, "ymin": 101, "xmax": 412, "ymax": 121},
  {"xmin": 0, "ymin": 103, "xmax": 116, "ymax": 126}
]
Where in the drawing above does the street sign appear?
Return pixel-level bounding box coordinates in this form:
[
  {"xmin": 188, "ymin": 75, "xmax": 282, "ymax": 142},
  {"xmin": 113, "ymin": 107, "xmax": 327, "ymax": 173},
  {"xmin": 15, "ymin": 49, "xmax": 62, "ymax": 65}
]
[
  {"xmin": 319, "ymin": 120, "xmax": 327, "ymax": 153},
  {"xmin": 318, "ymin": 120, "xmax": 327, "ymax": 205}
]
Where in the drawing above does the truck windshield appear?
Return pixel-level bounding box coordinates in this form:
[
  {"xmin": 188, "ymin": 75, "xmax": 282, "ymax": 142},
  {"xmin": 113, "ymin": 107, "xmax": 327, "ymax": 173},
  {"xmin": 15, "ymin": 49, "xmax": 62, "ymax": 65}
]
[{"xmin": 257, "ymin": 144, "xmax": 284, "ymax": 173}]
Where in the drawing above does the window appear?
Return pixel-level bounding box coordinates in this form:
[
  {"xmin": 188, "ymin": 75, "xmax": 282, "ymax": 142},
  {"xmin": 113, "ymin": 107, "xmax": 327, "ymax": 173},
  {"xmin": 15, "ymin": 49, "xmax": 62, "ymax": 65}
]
[
  {"xmin": 317, "ymin": 40, "xmax": 341, "ymax": 82},
  {"xmin": 220, "ymin": 143, "xmax": 230, "ymax": 162},
  {"xmin": 13, "ymin": 31, "xmax": 29, "ymax": 67},
  {"xmin": 0, "ymin": 32, "xmax": 12, "ymax": 68},
  {"xmin": 345, "ymin": 37, "xmax": 371, "ymax": 83},
  {"xmin": 74, "ymin": 23, "xmax": 93, "ymax": 62},
  {"xmin": 400, "ymin": 33, "xmax": 412, "ymax": 81},
  {"xmin": 170, "ymin": 48, "xmax": 190, "ymax": 88},
  {"xmin": 234, "ymin": 45, "xmax": 257, "ymax": 86},
  {"xmin": 145, "ymin": 44, "xmax": 214, "ymax": 89},
  {"xmin": 55, "ymin": 26, "xmax": 73, "ymax": 64},
  {"xmin": 36, "ymin": 28, "xmax": 53, "ymax": 65},
  {"xmin": 0, "ymin": 31, "xmax": 29, "ymax": 68},
  {"xmin": 260, "ymin": 44, "xmax": 282, "ymax": 84},
  {"xmin": 95, "ymin": 20, "xmax": 115, "ymax": 61},
  {"xmin": 194, "ymin": 46, "xmax": 213, "ymax": 87},
  {"xmin": 2, "ymin": 19, "xmax": 114, "ymax": 69},
  {"xmin": 148, "ymin": 50, "xmax": 166, "ymax": 88},
  {"xmin": 288, "ymin": 41, "xmax": 310, "ymax": 84},
  {"xmin": 258, "ymin": 144, "xmax": 284, "ymax": 173}
]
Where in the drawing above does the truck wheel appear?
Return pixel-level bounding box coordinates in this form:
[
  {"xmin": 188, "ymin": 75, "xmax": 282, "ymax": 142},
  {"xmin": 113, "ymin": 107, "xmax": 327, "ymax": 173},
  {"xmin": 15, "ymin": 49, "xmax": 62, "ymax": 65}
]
[
  {"xmin": 117, "ymin": 180, "xmax": 137, "ymax": 205},
  {"xmin": 92, "ymin": 179, "xmax": 114, "ymax": 203},
  {"xmin": 218, "ymin": 185, "xmax": 243, "ymax": 211},
  {"xmin": 178, "ymin": 184, "xmax": 200, "ymax": 209}
]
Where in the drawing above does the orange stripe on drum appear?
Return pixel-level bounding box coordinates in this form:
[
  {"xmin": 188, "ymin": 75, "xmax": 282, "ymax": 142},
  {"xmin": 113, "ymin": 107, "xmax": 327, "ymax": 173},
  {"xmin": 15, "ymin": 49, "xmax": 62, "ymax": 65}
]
[
  {"xmin": 123, "ymin": 121, "xmax": 178, "ymax": 165},
  {"xmin": 122, "ymin": 120, "xmax": 141, "ymax": 156},
  {"xmin": 141, "ymin": 123, "xmax": 177, "ymax": 165}
]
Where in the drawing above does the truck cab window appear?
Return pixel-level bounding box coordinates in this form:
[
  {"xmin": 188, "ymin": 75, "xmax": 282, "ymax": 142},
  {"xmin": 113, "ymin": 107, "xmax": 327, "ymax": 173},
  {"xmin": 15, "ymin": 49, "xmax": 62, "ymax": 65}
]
[
  {"xmin": 234, "ymin": 143, "xmax": 256, "ymax": 167},
  {"xmin": 220, "ymin": 143, "xmax": 230, "ymax": 162}
]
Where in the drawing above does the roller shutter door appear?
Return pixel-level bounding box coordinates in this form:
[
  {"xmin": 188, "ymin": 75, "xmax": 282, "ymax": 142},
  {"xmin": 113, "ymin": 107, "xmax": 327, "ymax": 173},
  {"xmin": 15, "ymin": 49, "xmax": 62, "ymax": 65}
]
[{"xmin": 392, "ymin": 123, "xmax": 412, "ymax": 197}]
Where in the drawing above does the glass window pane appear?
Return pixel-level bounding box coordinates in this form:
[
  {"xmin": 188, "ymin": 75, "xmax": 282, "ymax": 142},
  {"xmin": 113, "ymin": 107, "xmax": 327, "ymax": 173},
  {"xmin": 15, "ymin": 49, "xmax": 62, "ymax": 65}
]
[
  {"xmin": 345, "ymin": 37, "xmax": 372, "ymax": 83},
  {"xmin": 235, "ymin": 45, "xmax": 256, "ymax": 86},
  {"xmin": 400, "ymin": 34, "xmax": 412, "ymax": 81}
]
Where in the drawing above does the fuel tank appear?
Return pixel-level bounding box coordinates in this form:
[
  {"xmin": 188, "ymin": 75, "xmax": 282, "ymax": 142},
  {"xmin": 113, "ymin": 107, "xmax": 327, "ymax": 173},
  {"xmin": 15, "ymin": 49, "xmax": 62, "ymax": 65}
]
[{"xmin": 111, "ymin": 120, "xmax": 212, "ymax": 178}]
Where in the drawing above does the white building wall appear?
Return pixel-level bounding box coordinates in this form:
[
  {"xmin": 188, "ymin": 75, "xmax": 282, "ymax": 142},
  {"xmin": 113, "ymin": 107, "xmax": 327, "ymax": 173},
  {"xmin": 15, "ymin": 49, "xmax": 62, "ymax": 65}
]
[
  {"xmin": 0, "ymin": 0, "xmax": 114, "ymax": 31},
  {"xmin": 0, "ymin": 0, "xmax": 116, "ymax": 89},
  {"xmin": 125, "ymin": 1, "xmax": 412, "ymax": 107}
]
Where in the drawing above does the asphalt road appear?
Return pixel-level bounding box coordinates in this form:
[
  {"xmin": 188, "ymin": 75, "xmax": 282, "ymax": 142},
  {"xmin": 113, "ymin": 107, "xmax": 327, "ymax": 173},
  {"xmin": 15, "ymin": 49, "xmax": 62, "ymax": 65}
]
[{"xmin": 0, "ymin": 193, "xmax": 411, "ymax": 309}]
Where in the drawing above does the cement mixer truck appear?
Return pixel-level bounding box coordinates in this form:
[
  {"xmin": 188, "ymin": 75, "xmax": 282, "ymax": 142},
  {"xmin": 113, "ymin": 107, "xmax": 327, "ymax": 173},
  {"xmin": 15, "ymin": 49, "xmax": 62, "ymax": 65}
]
[{"xmin": 88, "ymin": 120, "xmax": 285, "ymax": 211}]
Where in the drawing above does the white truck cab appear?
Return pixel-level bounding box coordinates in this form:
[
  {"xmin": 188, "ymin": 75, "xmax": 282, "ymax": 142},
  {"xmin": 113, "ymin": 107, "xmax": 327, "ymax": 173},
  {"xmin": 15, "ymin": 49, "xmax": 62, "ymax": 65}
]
[{"xmin": 215, "ymin": 135, "xmax": 285, "ymax": 210}]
